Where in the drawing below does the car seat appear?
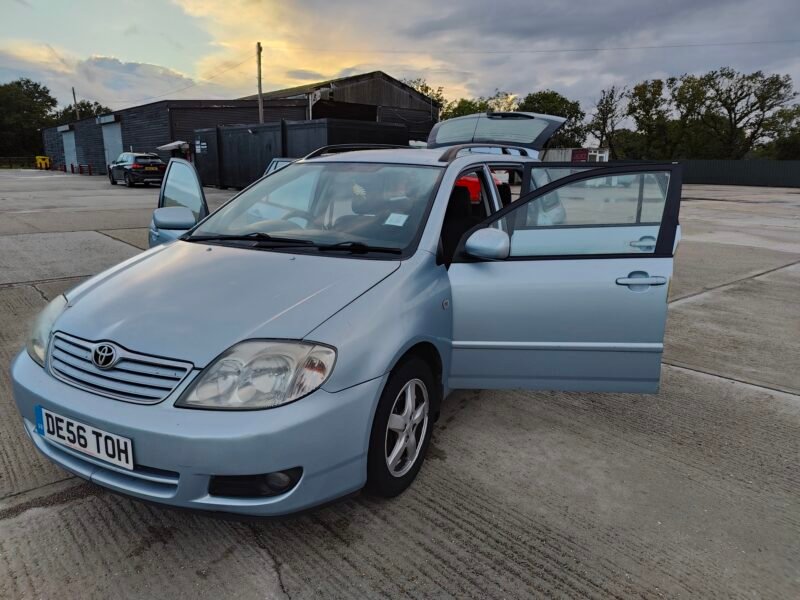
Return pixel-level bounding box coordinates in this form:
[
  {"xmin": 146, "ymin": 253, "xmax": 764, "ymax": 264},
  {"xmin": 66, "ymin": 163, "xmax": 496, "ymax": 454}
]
[{"xmin": 441, "ymin": 186, "xmax": 479, "ymax": 265}]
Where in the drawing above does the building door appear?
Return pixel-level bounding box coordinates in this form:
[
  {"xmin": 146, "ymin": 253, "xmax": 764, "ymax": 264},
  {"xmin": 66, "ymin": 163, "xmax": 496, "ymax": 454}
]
[
  {"xmin": 62, "ymin": 131, "xmax": 77, "ymax": 169},
  {"xmin": 101, "ymin": 122, "xmax": 123, "ymax": 170}
]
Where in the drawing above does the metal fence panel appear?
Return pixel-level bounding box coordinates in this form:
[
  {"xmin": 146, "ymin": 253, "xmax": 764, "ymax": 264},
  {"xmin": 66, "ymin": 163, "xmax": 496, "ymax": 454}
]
[{"xmin": 681, "ymin": 160, "xmax": 800, "ymax": 187}]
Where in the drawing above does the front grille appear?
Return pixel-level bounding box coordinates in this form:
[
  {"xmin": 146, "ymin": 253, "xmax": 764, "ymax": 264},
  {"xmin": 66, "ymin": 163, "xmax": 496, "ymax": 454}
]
[{"xmin": 48, "ymin": 332, "xmax": 193, "ymax": 404}]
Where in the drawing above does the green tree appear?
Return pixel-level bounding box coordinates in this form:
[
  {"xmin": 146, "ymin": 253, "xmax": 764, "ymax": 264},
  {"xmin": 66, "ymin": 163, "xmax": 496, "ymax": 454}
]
[
  {"xmin": 586, "ymin": 86, "xmax": 627, "ymax": 158},
  {"xmin": 401, "ymin": 77, "xmax": 447, "ymax": 109},
  {"xmin": 53, "ymin": 100, "xmax": 112, "ymax": 125},
  {"xmin": 757, "ymin": 105, "xmax": 800, "ymax": 159},
  {"xmin": 627, "ymin": 80, "xmax": 670, "ymax": 159},
  {"xmin": 0, "ymin": 78, "xmax": 58, "ymax": 156},
  {"xmin": 610, "ymin": 128, "xmax": 646, "ymax": 160},
  {"xmin": 700, "ymin": 67, "xmax": 796, "ymax": 158},
  {"xmin": 440, "ymin": 90, "xmax": 518, "ymax": 120},
  {"xmin": 517, "ymin": 89, "xmax": 585, "ymax": 147},
  {"xmin": 486, "ymin": 90, "xmax": 518, "ymax": 113},
  {"xmin": 440, "ymin": 97, "xmax": 487, "ymax": 120}
]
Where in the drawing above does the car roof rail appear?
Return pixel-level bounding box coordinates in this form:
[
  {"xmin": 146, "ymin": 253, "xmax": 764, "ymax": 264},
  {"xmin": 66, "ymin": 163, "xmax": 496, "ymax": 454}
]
[
  {"xmin": 437, "ymin": 144, "xmax": 533, "ymax": 163},
  {"xmin": 303, "ymin": 144, "xmax": 410, "ymax": 160}
]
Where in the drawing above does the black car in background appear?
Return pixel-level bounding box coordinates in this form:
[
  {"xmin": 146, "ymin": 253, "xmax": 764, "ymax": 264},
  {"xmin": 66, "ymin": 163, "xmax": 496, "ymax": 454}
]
[{"xmin": 108, "ymin": 153, "xmax": 166, "ymax": 187}]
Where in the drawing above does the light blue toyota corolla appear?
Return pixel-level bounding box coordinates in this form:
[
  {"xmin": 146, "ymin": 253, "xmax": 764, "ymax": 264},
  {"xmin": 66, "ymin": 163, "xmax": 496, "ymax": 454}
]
[{"xmin": 11, "ymin": 113, "xmax": 682, "ymax": 516}]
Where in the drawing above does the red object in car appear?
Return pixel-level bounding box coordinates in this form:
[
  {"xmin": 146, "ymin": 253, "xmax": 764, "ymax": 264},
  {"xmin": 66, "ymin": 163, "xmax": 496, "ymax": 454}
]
[{"xmin": 455, "ymin": 174, "xmax": 502, "ymax": 203}]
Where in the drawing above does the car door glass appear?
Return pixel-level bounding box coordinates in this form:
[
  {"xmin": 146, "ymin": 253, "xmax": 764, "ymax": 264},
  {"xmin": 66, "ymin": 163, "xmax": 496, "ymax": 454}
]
[
  {"xmin": 529, "ymin": 167, "xmax": 594, "ymax": 190},
  {"xmin": 161, "ymin": 162, "xmax": 205, "ymax": 219},
  {"xmin": 492, "ymin": 171, "xmax": 670, "ymax": 257},
  {"xmin": 489, "ymin": 166, "xmax": 524, "ymax": 207}
]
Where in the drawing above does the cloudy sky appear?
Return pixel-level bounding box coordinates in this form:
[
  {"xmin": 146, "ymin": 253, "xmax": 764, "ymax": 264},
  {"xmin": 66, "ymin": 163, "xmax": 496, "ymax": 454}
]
[{"xmin": 2, "ymin": 0, "xmax": 799, "ymax": 111}]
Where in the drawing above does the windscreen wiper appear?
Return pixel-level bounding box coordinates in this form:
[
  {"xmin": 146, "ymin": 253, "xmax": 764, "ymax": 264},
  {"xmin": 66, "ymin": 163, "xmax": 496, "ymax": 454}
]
[
  {"xmin": 312, "ymin": 241, "xmax": 403, "ymax": 255},
  {"xmin": 185, "ymin": 232, "xmax": 314, "ymax": 245}
]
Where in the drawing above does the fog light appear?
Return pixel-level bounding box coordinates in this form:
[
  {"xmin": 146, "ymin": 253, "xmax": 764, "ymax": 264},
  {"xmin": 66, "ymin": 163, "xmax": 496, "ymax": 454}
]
[
  {"xmin": 208, "ymin": 467, "xmax": 302, "ymax": 498},
  {"xmin": 265, "ymin": 471, "xmax": 292, "ymax": 491}
]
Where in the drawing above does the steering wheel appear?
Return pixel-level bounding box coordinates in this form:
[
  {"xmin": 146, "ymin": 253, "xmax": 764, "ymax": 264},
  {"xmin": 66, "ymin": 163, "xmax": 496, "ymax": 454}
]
[{"xmin": 282, "ymin": 209, "xmax": 315, "ymax": 224}]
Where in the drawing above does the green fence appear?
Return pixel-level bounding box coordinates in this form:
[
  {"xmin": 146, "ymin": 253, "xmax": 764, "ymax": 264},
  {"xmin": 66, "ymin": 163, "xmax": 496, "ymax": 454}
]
[
  {"xmin": 681, "ymin": 160, "xmax": 800, "ymax": 187},
  {"xmin": 0, "ymin": 156, "xmax": 37, "ymax": 169}
]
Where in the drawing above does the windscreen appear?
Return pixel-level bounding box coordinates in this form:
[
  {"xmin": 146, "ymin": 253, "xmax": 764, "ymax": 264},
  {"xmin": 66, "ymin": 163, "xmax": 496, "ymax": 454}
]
[{"xmin": 192, "ymin": 162, "xmax": 443, "ymax": 255}]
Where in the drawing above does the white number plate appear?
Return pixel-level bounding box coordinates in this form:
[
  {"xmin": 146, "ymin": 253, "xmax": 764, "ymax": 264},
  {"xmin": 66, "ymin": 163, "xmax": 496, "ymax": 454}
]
[{"xmin": 35, "ymin": 406, "xmax": 134, "ymax": 470}]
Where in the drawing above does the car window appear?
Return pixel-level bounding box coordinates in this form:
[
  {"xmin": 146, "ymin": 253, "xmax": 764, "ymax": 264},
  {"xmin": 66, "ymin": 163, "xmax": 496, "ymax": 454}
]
[
  {"xmin": 161, "ymin": 162, "xmax": 205, "ymax": 219},
  {"xmin": 530, "ymin": 166, "xmax": 595, "ymax": 190},
  {"xmin": 454, "ymin": 169, "xmax": 493, "ymax": 220},
  {"xmin": 192, "ymin": 162, "xmax": 443, "ymax": 255},
  {"xmin": 134, "ymin": 156, "xmax": 163, "ymax": 164},
  {"xmin": 487, "ymin": 171, "xmax": 670, "ymax": 257},
  {"xmin": 489, "ymin": 166, "xmax": 524, "ymax": 207}
]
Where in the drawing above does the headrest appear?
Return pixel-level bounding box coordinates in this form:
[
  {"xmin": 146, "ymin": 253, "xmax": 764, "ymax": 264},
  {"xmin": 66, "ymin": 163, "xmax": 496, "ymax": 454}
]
[
  {"xmin": 497, "ymin": 183, "xmax": 512, "ymax": 206},
  {"xmin": 446, "ymin": 186, "xmax": 473, "ymax": 219},
  {"xmin": 351, "ymin": 194, "xmax": 377, "ymax": 215}
]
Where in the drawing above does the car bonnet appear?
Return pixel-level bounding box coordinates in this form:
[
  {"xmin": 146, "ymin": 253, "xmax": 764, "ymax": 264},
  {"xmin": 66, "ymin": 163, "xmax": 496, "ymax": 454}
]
[{"xmin": 55, "ymin": 241, "xmax": 400, "ymax": 367}]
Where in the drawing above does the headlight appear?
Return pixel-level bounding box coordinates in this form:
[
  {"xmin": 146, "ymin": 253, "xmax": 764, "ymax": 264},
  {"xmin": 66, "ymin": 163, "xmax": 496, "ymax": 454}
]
[
  {"xmin": 26, "ymin": 294, "xmax": 68, "ymax": 367},
  {"xmin": 176, "ymin": 341, "xmax": 336, "ymax": 410}
]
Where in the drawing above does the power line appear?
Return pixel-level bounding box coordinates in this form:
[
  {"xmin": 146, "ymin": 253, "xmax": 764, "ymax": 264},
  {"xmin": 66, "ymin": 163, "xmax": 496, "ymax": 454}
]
[
  {"xmin": 106, "ymin": 51, "xmax": 255, "ymax": 107},
  {"xmin": 257, "ymin": 38, "xmax": 800, "ymax": 56}
]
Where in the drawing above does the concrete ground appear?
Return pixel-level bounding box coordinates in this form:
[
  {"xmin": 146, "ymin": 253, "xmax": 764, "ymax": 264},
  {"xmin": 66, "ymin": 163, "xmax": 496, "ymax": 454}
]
[{"xmin": 0, "ymin": 170, "xmax": 798, "ymax": 599}]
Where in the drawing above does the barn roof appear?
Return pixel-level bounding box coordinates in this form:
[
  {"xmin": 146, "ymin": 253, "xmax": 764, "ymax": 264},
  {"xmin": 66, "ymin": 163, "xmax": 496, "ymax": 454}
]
[{"xmin": 239, "ymin": 70, "xmax": 441, "ymax": 107}]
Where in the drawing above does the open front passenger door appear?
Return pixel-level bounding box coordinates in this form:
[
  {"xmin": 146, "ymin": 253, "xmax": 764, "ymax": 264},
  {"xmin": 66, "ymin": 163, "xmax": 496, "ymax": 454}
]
[
  {"xmin": 148, "ymin": 158, "xmax": 209, "ymax": 247},
  {"xmin": 446, "ymin": 163, "xmax": 682, "ymax": 393}
]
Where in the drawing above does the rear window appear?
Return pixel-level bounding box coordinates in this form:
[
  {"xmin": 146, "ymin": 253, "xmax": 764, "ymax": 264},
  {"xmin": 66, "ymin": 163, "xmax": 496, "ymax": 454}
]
[
  {"xmin": 134, "ymin": 156, "xmax": 163, "ymax": 164},
  {"xmin": 429, "ymin": 113, "xmax": 558, "ymax": 148}
]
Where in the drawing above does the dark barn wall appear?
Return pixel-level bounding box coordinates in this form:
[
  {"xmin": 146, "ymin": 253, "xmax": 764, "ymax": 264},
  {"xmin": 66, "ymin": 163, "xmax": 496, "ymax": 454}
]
[
  {"xmin": 313, "ymin": 100, "xmax": 377, "ymax": 121},
  {"xmin": 73, "ymin": 118, "xmax": 105, "ymax": 173},
  {"xmin": 119, "ymin": 102, "xmax": 172, "ymax": 158},
  {"xmin": 169, "ymin": 106, "xmax": 261, "ymax": 144},
  {"xmin": 332, "ymin": 74, "xmax": 437, "ymax": 111},
  {"xmin": 42, "ymin": 127, "xmax": 64, "ymax": 167},
  {"xmin": 377, "ymin": 106, "xmax": 437, "ymax": 141},
  {"xmin": 218, "ymin": 123, "xmax": 283, "ymax": 189},
  {"xmin": 284, "ymin": 119, "xmax": 409, "ymax": 159},
  {"xmin": 193, "ymin": 128, "xmax": 221, "ymax": 187}
]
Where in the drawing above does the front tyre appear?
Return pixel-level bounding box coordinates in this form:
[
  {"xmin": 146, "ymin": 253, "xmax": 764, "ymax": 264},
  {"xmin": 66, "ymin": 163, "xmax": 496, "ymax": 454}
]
[{"xmin": 366, "ymin": 356, "xmax": 437, "ymax": 497}]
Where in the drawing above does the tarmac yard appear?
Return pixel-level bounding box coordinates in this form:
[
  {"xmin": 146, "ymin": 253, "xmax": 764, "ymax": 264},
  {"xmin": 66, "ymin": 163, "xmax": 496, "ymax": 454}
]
[{"xmin": 0, "ymin": 170, "xmax": 798, "ymax": 599}]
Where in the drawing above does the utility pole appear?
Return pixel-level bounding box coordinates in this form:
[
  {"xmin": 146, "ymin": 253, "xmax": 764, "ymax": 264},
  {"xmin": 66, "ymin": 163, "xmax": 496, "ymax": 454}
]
[
  {"xmin": 71, "ymin": 87, "xmax": 81, "ymax": 120},
  {"xmin": 256, "ymin": 42, "xmax": 264, "ymax": 124}
]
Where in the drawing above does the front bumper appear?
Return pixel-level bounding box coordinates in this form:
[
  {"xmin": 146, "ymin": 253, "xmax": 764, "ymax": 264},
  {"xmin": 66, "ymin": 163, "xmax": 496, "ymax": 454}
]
[{"xmin": 11, "ymin": 350, "xmax": 383, "ymax": 516}]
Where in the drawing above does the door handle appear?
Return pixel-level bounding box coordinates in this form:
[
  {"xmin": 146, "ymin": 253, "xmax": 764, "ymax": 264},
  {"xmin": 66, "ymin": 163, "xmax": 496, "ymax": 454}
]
[
  {"xmin": 629, "ymin": 236, "xmax": 656, "ymax": 250},
  {"xmin": 616, "ymin": 276, "xmax": 667, "ymax": 286}
]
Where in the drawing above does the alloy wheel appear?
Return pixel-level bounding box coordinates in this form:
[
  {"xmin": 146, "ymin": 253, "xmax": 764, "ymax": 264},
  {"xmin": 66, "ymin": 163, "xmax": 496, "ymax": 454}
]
[{"xmin": 384, "ymin": 378, "xmax": 429, "ymax": 478}]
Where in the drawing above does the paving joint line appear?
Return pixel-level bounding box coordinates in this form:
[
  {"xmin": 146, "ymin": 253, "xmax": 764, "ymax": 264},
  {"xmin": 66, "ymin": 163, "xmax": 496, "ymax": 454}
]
[
  {"xmin": 663, "ymin": 362, "xmax": 800, "ymax": 398},
  {"xmin": 0, "ymin": 476, "xmax": 76, "ymax": 503},
  {"xmin": 95, "ymin": 229, "xmax": 146, "ymax": 250},
  {"xmin": 669, "ymin": 257, "xmax": 800, "ymax": 304},
  {"xmin": 0, "ymin": 274, "xmax": 90, "ymax": 290}
]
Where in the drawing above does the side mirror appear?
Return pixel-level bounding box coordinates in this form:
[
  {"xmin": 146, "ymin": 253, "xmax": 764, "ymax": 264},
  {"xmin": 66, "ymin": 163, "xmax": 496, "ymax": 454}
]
[
  {"xmin": 464, "ymin": 228, "xmax": 510, "ymax": 260},
  {"xmin": 153, "ymin": 206, "xmax": 197, "ymax": 230}
]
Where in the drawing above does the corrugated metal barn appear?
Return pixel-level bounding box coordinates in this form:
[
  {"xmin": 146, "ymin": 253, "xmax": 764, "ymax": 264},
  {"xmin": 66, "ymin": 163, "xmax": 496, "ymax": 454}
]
[
  {"xmin": 240, "ymin": 71, "xmax": 440, "ymax": 141},
  {"xmin": 41, "ymin": 71, "xmax": 439, "ymax": 175},
  {"xmin": 41, "ymin": 99, "xmax": 299, "ymax": 174}
]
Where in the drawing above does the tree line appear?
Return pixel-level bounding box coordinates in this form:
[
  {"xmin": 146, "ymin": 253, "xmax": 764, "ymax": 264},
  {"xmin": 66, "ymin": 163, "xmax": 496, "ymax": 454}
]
[
  {"xmin": 2, "ymin": 68, "xmax": 798, "ymax": 160},
  {"xmin": 406, "ymin": 67, "xmax": 800, "ymax": 160},
  {"xmin": 0, "ymin": 78, "xmax": 110, "ymax": 157}
]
